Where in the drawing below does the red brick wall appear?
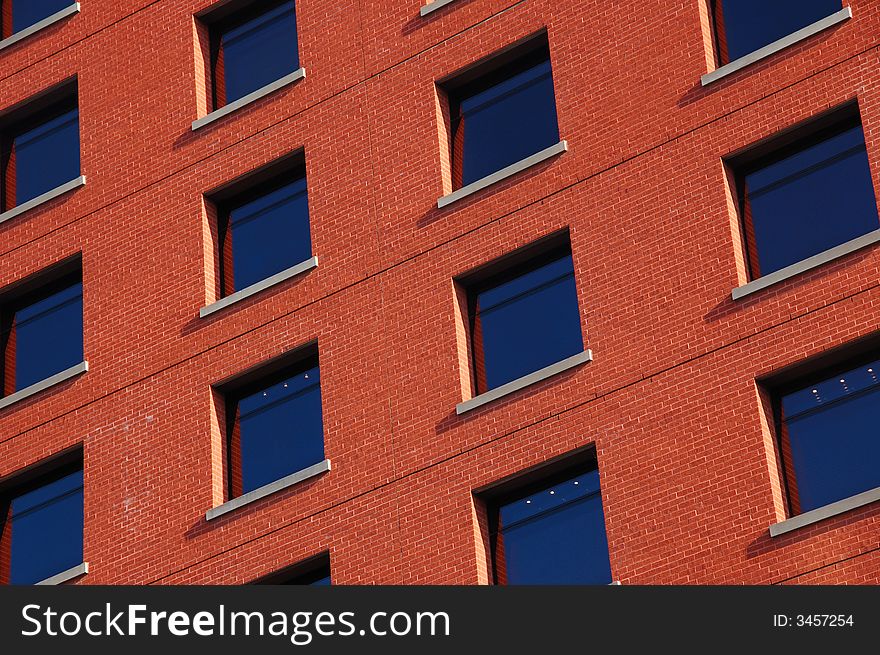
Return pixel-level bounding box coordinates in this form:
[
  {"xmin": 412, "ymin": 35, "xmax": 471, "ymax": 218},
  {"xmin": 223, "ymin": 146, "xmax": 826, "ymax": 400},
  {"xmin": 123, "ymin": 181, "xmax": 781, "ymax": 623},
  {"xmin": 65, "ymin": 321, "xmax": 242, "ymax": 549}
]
[{"xmin": 0, "ymin": 0, "xmax": 879, "ymax": 585}]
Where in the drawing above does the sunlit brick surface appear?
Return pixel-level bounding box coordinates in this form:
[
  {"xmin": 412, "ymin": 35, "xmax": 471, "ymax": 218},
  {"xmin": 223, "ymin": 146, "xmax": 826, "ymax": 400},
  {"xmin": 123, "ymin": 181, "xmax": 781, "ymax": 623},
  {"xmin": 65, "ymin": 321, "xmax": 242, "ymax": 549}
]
[{"xmin": 1, "ymin": 0, "xmax": 879, "ymax": 585}]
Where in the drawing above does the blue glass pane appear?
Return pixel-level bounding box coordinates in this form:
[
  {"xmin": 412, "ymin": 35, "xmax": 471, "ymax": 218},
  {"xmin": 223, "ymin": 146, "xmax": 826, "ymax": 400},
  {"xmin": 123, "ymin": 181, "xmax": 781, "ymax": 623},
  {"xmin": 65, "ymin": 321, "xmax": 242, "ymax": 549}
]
[
  {"xmin": 457, "ymin": 59, "xmax": 559, "ymax": 187},
  {"xmin": 12, "ymin": 282, "xmax": 83, "ymax": 392},
  {"xmin": 7, "ymin": 470, "xmax": 83, "ymax": 585},
  {"xmin": 11, "ymin": 0, "xmax": 72, "ymax": 33},
  {"xmin": 220, "ymin": 1, "xmax": 299, "ymax": 105},
  {"xmin": 744, "ymin": 125, "xmax": 878, "ymax": 276},
  {"xmin": 716, "ymin": 0, "xmax": 842, "ymax": 62},
  {"xmin": 498, "ymin": 470, "xmax": 611, "ymax": 585},
  {"xmin": 228, "ymin": 176, "xmax": 311, "ymax": 293},
  {"xmin": 781, "ymin": 360, "xmax": 880, "ymax": 513},
  {"xmin": 310, "ymin": 575, "xmax": 331, "ymax": 586},
  {"xmin": 13, "ymin": 108, "xmax": 80, "ymax": 207},
  {"xmin": 475, "ymin": 255, "xmax": 582, "ymax": 392},
  {"xmin": 237, "ymin": 365, "xmax": 324, "ymax": 495}
]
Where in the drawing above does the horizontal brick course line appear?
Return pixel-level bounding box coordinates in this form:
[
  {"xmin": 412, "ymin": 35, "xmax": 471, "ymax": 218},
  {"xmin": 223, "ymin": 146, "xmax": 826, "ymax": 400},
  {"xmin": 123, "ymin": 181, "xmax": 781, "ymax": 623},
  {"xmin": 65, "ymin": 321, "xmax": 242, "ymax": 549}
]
[
  {"xmin": 144, "ymin": 280, "xmax": 880, "ymax": 584},
  {"xmin": 3, "ymin": 4, "xmax": 877, "ymax": 263},
  {"xmin": 3, "ymin": 38, "xmax": 880, "ymax": 449},
  {"xmin": 771, "ymin": 544, "xmax": 880, "ymax": 585},
  {"xmin": 0, "ymin": 0, "xmax": 163, "ymax": 83}
]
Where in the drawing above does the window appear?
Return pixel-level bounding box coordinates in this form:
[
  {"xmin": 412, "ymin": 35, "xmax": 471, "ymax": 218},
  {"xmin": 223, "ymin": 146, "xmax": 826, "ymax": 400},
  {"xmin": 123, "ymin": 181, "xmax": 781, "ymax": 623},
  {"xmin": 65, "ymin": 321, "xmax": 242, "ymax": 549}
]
[
  {"xmin": 255, "ymin": 554, "xmax": 331, "ymax": 585},
  {"xmin": 1, "ymin": 92, "xmax": 80, "ymax": 213},
  {"xmin": 1, "ymin": 264, "xmax": 83, "ymax": 399},
  {"xmin": 711, "ymin": 0, "xmax": 842, "ymax": 65},
  {"xmin": 0, "ymin": 456, "xmax": 83, "ymax": 585},
  {"xmin": 213, "ymin": 163, "xmax": 312, "ymax": 299},
  {"xmin": 0, "ymin": 0, "xmax": 73, "ymax": 39},
  {"xmin": 206, "ymin": 0, "xmax": 299, "ymax": 110},
  {"xmin": 731, "ymin": 110, "xmax": 879, "ymax": 281},
  {"xmin": 775, "ymin": 355, "xmax": 880, "ymax": 517},
  {"xmin": 222, "ymin": 350, "xmax": 325, "ymax": 500},
  {"xmin": 445, "ymin": 39, "xmax": 559, "ymax": 190},
  {"xmin": 484, "ymin": 457, "xmax": 612, "ymax": 585},
  {"xmin": 461, "ymin": 238, "xmax": 583, "ymax": 396}
]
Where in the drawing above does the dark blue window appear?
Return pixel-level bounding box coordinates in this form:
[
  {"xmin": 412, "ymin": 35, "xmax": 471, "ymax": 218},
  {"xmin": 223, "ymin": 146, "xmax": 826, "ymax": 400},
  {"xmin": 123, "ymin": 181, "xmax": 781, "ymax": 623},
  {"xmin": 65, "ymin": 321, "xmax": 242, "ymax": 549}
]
[
  {"xmin": 2, "ymin": 0, "xmax": 72, "ymax": 36},
  {"xmin": 1, "ymin": 275, "xmax": 83, "ymax": 396},
  {"xmin": 491, "ymin": 466, "xmax": 612, "ymax": 585},
  {"xmin": 469, "ymin": 249, "xmax": 582, "ymax": 394},
  {"xmin": 226, "ymin": 356, "xmax": 324, "ymax": 497},
  {"xmin": 211, "ymin": 0, "xmax": 299, "ymax": 109},
  {"xmin": 219, "ymin": 172, "xmax": 312, "ymax": 296},
  {"xmin": 1, "ymin": 467, "xmax": 83, "ymax": 585},
  {"xmin": 778, "ymin": 357, "xmax": 880, "ymax": 515},
  {"xmin": 2, "ymin": 103, "xmax": 80, "ymax": 212},
  {"xmin": 449, "ymin": 46, "xmax": 559, "ymax": 188},
  {"xmin": 258, "ymin": 557, "xmax": 330, "ymax": 585},
  {"xmin": 712, "ymin": 0, "xmax": 842, "ymax": 64},
  {"xmin": 737, "ymin": 117, "xmax": 878, "ymax": 279}
]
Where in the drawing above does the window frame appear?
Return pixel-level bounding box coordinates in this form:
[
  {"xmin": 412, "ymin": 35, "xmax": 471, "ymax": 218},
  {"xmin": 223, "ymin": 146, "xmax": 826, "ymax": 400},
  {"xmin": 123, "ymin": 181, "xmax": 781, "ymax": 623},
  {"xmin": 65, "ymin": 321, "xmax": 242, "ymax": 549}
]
[
  {"xmin": 478, "ymin": 449, "xmax": 612, "ymax": 586},
  {"xmin": 1, "ymin": 92, "xmax": 79, "ymax": 214},
  {"xmin": 0, "ymin": 256, "xmax": 84, "ymax": 405},
  {"xmin": 0, "ymin": 447, "xmax": 84, "ymax": 586}
]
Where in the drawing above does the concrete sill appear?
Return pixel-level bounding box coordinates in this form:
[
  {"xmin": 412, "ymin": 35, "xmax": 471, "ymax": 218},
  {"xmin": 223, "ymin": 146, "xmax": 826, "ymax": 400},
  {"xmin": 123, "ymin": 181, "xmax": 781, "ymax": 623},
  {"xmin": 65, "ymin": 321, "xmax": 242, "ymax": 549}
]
[
  {"xmin": 200, "ymin": 256, "xmax": 318, "ymax": 318},
  {"xmin": 0, "ymin": 176, "xmax": 86, "ymax": 226},
  {"xmin": 456, "ymin": 350, "xmax": 592, "ymax": 415},
  {"xmin": 701, "ymin": 7, "xmax": 852, "ymax": 86},
  {"xmin": 0, "ymin": 361, "xmax": 88, "ymax": 413},
  {"xmin": 437, "ymin": 140, "xmax": 568, "ymax": 209},
  {"xmin": 731, "ymin": 228, "xmax": 880, "ymax": 300},
  {"xmin": 206, "ymin": 458, "xmax": 331, "ymax": 521},
  {"xmin": 36, "ymin": 562, "xmax": 89, "ymax": 586},
  {"xmin": 0, "ymin": 3, "xmax": 80, "ymax": 52},
  {"xmin": 770, "ymin": 486, "xmax": 880, "ymax": 537},
  {"xmin": 192, "ymin": 68, "xmax": 306, "ymax": 131},
  {"xmin": 420, "ymin": 0, "xmax": 456, "ymax": 16}
]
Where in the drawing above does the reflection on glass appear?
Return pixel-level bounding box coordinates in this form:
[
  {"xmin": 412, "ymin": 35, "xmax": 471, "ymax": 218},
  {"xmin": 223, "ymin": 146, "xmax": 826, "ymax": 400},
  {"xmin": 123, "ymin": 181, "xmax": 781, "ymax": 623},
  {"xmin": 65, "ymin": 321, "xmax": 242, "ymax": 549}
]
[
  {"xmin": 472, "ymin": 253, "xmax": 582, "ymax": 393},
  {"xmin": 2, "ymin": 469, "xmax": 83, "ymax": 585},
  {"xmin": 780, "ymin": 358, "xmax": 880, "ymax": 514},
  {"xmin": 741, "ymin": 122, "xmax": 878, "ymax": 278},
  {"xmin": 494, "ymin": 469, "xmax": 612, "ymax": 585},
  {"xmin": 712, "ymin": 0, "xmax": 842, "ymax": 64},
  {"xmin": 451, "ymin": 54, "xmax": 559, "ymax": 188}
]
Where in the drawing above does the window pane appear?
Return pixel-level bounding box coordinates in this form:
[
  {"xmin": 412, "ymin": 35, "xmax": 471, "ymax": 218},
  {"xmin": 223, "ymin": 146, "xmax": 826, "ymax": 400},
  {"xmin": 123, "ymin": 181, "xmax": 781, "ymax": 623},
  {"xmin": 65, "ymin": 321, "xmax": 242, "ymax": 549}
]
[
  {"xmin": 474, "ymin": 255, "xmax": 582, "ymax": 392},
  {"xmin": 6, "ymin": 470, "xmax": 83, "ymax": 585},
  {"xmin": 13, "ymin": 108, "xmax": 80, "ymax": 207},
  {"xmin": 227, "ymin": 176, "xmax": 311, "ymax": 293},
  {"xmin": 11, "ymin": 0, "xmax": 72, "ymax": 34},
  {"xmin": 220, "ymin": 1, "xmax": 299, "ymax": 105},
  {"xmin": 781, "ymin": 360, "xmax": 880, "ymax": 513},
  {"xmin": 236, "ymin": 364, "xmax": 324, "ymax": 495},
  {"xmin": 456, "ymin": 58, "xmax": 559, "ymax": 187},
  {"xmin": 11, "ymin": 281, "xmax": 83, "ymax": 392},
  {"xmin": 743, "ymin": 124, "xmax": 878, "ymax": 277},
  {"xmin": 309, "ymin": 575, "xmax": 331, "ymax": 586},
  {"xmin": 497, "ymin": 470, "xmax": 611, "ymax": 585},
  {"xmin": 715, "ymin": 0, "xmax": 842, "ymax": 63}
]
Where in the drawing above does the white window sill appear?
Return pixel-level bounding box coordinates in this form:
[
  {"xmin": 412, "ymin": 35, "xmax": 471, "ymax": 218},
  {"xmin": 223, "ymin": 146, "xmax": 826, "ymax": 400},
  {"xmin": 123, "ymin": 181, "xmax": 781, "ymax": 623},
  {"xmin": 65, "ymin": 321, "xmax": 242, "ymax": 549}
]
[
  {"xmin": 456, "ymin": 349, "xmax": 592, "ymax": 415},
  {"xmin": 731, "ymin": 228, "xmax": 880, "ymax": 300},
  {"xmin": 770, "ymin": 485, "xmax": 880, "ymax": 537},
  {"xmin": 420, "ymin": 0, "xmax": 456, "ymax": 16},
  {"xmin": 205, "ymin": 458, "xmax": 331, "ymax": 521},
  {"xmin": 701, "ymin": 7, "xmax": 852, "ymax": 86},
  {"xmin": 35, "ymin": 562, "xmax": 89, "ymax": 586},
  {"xmin": 192, "ymin": 67, "xmax": 307, "ymax": 131},
  {"xmin": 437, "ymin": 140, "xmax": 568, "ymax": 209},
  {"xmin": 0, "ymin": 3, "xmax": 80, "ymax": 53},
  {"xmin": 200, "ymin": 256, "xmax": 318, "ymax": 318},
  {"xmin": 0, "ymin": 176, "xmax": 86, "ymax": 226},
  {"xmin": 0, "ymin": 361, "xmax": 88, "ymax": 412}
]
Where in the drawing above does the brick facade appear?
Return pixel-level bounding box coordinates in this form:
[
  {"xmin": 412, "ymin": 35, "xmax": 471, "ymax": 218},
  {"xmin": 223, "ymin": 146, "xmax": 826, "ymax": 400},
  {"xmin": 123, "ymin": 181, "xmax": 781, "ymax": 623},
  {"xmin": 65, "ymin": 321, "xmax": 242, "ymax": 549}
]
[{"xmin": 1, "ymin": 0, "xmax": 879, "ymax": 585}]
